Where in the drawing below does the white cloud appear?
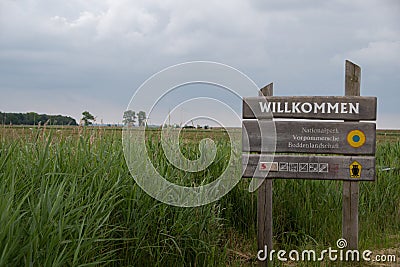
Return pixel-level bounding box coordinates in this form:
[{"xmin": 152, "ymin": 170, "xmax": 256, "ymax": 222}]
[
  {"xmin": 343, "ymin": 41, "xmax": 400, "ymax": 66},
  {"xmin": 0, "ymin": 0, "xmax": 399, "ymax": 127}
]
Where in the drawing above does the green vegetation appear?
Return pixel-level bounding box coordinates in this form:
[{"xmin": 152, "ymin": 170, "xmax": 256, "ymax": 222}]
[
  {"xmin": 122, "ymin": 110, "xmax": 147, "ymax": 126},
  {"xmin": 81, "ymin": 111, "xmax": 95, "ymax": 126},
  {"xmin": 0, "ymin": 112, "xmax": 77, "ymax": 126},
  {"xmin": 0, "ymin": 126, "xmax": 399, "ymax": 266}
]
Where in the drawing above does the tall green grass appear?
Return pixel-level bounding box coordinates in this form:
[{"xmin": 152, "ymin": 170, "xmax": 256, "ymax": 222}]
[
  {"xmin": 0, "ymin": 128, "xmax": 228, "ymax": 266},
  {"xmin": 0, "ymin": 127, "xmax": 399, "ymax": 266}
]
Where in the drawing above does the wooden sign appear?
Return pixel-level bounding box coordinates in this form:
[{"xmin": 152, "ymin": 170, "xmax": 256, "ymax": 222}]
[
  {"xmin": 243, "ymin": 121, "xmax": 376, "ymax": 155},
  {"xmin": 243, "ymin": 96, "xmax": 377, "ymax": 120},
  {"xmin": 242, "ymin": 154, "xmax": 375, "ymax": 181},
  {"xmin": 246, "ymin": 62, "xmax": 376, "ymax": 265}
]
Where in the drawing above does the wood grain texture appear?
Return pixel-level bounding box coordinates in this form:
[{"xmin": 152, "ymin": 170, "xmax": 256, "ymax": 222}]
[
  {"xmin": 243, "ymin": 120, "xmax": 376, "ymax": 154},
  {"xmin": 259, "ymin": 82, "xmax": 273, "ymax": 97},
  {"xmin": 242, "ymin": 154, "xmax": 375, "ymax": 181},
  {"xmin": 243, "ymin": 96, "xmax": 377, "ymax": 120},
  {"xmin": 345, "ymin": 59, "xmax": 361, "ymax": 96},
  {"xmin": 343, "ymin": 60, "xmax": 361, "ymax": 250},
  {"xmin": 257, "ymin": 83, "xmax": 273, "ymax": 267}
]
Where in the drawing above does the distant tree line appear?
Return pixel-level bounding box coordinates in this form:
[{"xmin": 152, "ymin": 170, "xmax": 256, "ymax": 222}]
[{"xmin": 0, "ymin": 112, "xmax": 78, "ymax": 126}]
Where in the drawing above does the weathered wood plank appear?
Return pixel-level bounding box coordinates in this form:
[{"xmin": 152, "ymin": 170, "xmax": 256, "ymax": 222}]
[
  {"xmin": 259, "ymin": 82, "xmax": 273, "ymax": 97},
  {"xmin": 243, "ymin": 96, "xmax": 377, "ymax": 120},
  {"xmin": 343, "ymin": 60, "xmax": 361, "ymax": 250},
  {"xmin": 242, "ymin": 154, "xmax": 375, "ymax": 181},
  {"xmin": 243, "ymin": 120, "xmax": 376, "ymax": 155},
  {"xmin": 257, "ymin": 83, "xmax": 273, "ymax": 267},
  {"xmin": 345, "ymin": 59, "xmax": 361, "ymax": 96}
]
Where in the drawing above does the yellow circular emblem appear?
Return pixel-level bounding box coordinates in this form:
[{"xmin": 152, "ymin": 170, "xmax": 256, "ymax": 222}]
[{"xmin": 347, "ymin": 130, "xmax": 366, "ymax": 148}]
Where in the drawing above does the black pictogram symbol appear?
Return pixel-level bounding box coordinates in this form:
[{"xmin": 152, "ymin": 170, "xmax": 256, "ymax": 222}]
[{"xmin": 350, "ymin": 161, "xmax": 362, "ymax": 178}]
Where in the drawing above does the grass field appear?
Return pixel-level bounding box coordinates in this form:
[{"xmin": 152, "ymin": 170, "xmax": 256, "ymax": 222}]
[{"xmin": 0, "ymin": 126, "xmax": 399, "ymax": 266}]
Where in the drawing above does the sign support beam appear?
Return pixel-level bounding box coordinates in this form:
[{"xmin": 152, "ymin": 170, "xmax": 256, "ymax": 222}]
[
  {"xmin": 342, "ymin": 60, "xmax": 361, "ymax": 250},
  {"xmin": 257, "ymin": 82, "xmax": 273, "ymax": 267}
]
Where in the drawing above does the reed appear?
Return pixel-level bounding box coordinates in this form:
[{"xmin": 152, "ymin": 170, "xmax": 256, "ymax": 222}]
[{"xmin": 0, "ymin": 126, "xmax": 398, "ymax": 266}]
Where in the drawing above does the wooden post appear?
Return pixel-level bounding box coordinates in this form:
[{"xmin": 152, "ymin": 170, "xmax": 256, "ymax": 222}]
[
  {"xmin": 257, "ymin": 83, "xmax": 273, "ymax": 266},
  {"xmin": 342, "ymin": 60, "xmax": 361, "ymax": 249}
]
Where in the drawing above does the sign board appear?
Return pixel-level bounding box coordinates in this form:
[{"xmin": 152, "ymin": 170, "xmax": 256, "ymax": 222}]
[
  {"xmin": 243, "ymin": 96, "xmax": 377, "ymax": 120},
  {"xmin": 243, "ymin": 121, "xmax": 376, "ymax": 155},
  {"xmin": 242, "ymin": 154, "xmax": 375, "ymax": 181},
  {"xmin": 242, "ymin": 97, "xmax": 377, "ymax": 181}
]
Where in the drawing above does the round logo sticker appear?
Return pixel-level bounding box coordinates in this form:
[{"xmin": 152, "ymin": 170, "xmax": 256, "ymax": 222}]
[{"xmin": 347, "ymin": 130, "xmax": 366, "ymax": 148}]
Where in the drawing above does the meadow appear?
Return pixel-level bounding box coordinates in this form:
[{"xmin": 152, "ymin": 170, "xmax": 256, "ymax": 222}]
[{"xmin": 0, "ymin": 126, "xmax": 399, "ymax": 266}]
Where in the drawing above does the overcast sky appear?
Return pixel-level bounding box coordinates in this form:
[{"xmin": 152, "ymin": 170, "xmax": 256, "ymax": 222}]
[{"xmin": 0, "ymin": 0, "xmax": 399, "ymax": 128}]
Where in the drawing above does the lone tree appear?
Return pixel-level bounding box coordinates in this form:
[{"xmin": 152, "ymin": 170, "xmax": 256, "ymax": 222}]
[
  {"xmin": 81, "ymin": 111, "xmax": 95, "ymax": 126},
  {"xmin": 137, "ymin": 111, "xmax": 146, "ymax": 126},
  {"xmin": 123, "ymin": 110, "xmax": 136, "ymax": 126}
]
